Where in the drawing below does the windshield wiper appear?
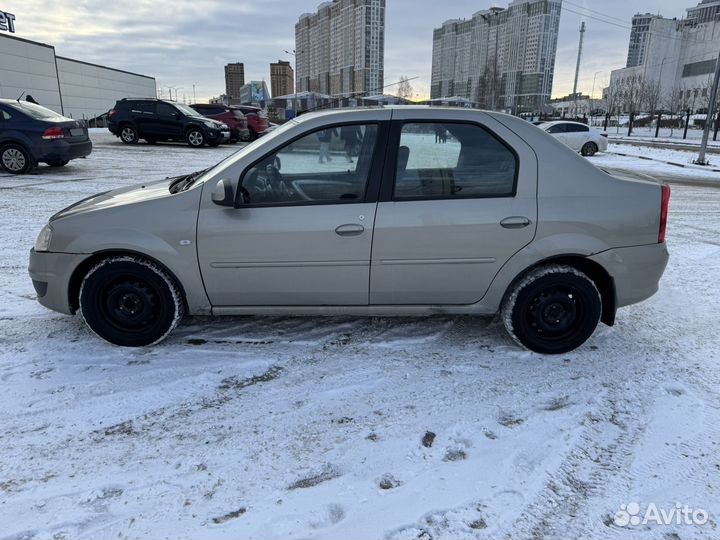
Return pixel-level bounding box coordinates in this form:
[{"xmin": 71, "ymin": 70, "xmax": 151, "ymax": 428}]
[{"xmin": 169, "ymin": 168, "xmax": 208, "ymax": 193}]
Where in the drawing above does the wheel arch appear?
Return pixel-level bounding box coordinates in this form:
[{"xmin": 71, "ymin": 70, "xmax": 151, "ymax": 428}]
[
  {"xmin": 67, "ymin": 249, "xmax": 188, "ymax": 315},
  {"xmin": 502, "ymin": 254, "xmax": 617, "ymax": 327}
]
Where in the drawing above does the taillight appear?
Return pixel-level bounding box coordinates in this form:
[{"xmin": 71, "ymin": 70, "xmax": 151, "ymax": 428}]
[
  {"xmin": 41, "ymin": 127, "xmax": 65, "ymax": 140},
  {"xmin": 659, "ymin": 183, "xmax": 671, "ymax": 243},
  {"xmin": 109, "ymin": 109, "xmax": 118, "ymax": 118}
]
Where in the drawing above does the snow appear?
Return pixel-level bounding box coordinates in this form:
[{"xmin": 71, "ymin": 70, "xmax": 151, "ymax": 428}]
[{"xmin": 1, "ymin": 131, "xmax": 720, "ymax": 539}]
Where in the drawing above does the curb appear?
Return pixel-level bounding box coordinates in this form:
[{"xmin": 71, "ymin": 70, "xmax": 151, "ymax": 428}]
[{"xmin": 607, "ymin": 151, "xmax": 720, "ymax": 173}]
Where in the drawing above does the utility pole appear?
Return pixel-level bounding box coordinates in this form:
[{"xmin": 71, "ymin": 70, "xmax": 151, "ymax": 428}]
[
  {"xmin": 696, "ymin": 48, "xmax": 720, "ymax": 165},
  {"xmin": 573, "ymin": 21, "xmax": 586, "ymax": 119}
]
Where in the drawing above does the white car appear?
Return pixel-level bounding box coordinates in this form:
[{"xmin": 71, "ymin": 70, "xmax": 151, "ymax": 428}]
[{"xmin": 539, "ymin": 121, "xmax": 608, "ymax": 156}]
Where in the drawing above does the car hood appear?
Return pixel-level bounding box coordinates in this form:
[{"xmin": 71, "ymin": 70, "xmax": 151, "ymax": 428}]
[{"xmin": 50, "ymin": 178, "xmax": 176, "ymax": 222}]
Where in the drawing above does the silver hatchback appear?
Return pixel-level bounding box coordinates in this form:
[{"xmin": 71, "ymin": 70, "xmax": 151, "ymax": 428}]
[{"xmin": 29, "ymin": 107, "xmax": 670, "ymax": 354}]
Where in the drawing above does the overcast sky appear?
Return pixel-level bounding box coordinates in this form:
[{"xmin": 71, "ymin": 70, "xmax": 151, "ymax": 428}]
[{"xmin": 5, "ymin": 0, "xmax": 693, "ymax": 102}]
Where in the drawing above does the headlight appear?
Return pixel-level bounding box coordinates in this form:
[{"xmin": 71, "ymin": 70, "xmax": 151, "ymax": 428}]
[
  {"xmin": 203, "ymin": 121, "xmax": 216, "ymax": 128},
  {"xmin": 34, "ymin": 224, "xmax": 53, "ymax": 252}
]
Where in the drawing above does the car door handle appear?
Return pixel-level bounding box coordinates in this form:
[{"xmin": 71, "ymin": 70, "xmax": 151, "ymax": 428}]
[
  {"xmin": 335, "ymin": 224, "xmax": 365, "ymax": 237},
  {"xmin": 500, "ymin": 216, "xmax": 531, "ymax": 229}
]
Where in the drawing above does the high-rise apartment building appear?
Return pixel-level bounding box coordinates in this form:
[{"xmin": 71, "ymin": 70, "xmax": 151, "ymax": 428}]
[
  {"xmin": 224, "ymin": 63, "xmax": 245, "ymax": 100},
  {"xmin": 430, "ymin": 0, "xmax": 562, "ymax": 113},
  {"xmin": 295, "ymin": 0, "xmax": 385, "ymax": 97},
  {"xmin": 610, "ymin": 0, "xmax": 720, "ymax": 114},
  {"xmin": 270, "ymin": 60, "xmax": 295, "ymax": 97},
  {"xmin": 626, "ymin": 13, "xmax": 664, "ymax": 68}
]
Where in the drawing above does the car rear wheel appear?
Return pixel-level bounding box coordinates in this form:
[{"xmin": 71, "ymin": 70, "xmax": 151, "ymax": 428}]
[
  {"xmin": 501, "ymin": 265, "xmax": 601, "ymax": 354},
  {"xmin": 120, "ymin": 125, "xmax": 139, "ymax": 144},
  {"xmin": 0, "ymin": 144, "xmax": 34, "ymax": 174},
  {"xmin": 186, "ymin": 129, "xmax": 205, "ymax": 147},
  {"xmin": 47, "ymin": 159, "xmax": 69, "ymax": 167},
  {"xmin": 581, "ymin": 142, "xmax": 598, "ymax": 157},
  {"xmin": 79, "ymin": 256, "xmax": 185, "ymax": 347}
]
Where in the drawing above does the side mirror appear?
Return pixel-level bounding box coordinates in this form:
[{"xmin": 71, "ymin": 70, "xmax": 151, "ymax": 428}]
[{"xmin": 211, "ymin": 178, "xmax": 235, "ymax": 207}]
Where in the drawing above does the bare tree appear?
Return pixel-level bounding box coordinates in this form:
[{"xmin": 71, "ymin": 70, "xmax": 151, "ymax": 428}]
[
  {"xmin": 642, "ymin": 78, "xmax": 662, "ymax": 132},
  {"xmin": 604, "ymin": 79, "xmax": 621, "ymax": 133},
  {"xmin": 397, "ymin": 76, "xmax": 414, "ymax": 101},
  {"xmin": 663, "ymin": 85, "xmax": 684, "ymax": 137}
]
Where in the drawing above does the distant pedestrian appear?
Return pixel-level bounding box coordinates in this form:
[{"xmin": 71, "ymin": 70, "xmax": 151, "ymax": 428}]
[
  {"xmin": 317, "ymin": 128, "xmax": 337, "ymax": 163},
  {"xmin": 340, "ymin": 125, "xmax": 362, "ymax": 163}
]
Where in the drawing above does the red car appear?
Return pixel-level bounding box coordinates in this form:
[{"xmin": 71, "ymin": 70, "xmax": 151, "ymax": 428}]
[
  {"xmin": 189, "ymin": 104, "xmax": 250, "ymax": 143},
  {"xmin": 232, "ymin": 106, "xmax": 269, "ymax": 140}
]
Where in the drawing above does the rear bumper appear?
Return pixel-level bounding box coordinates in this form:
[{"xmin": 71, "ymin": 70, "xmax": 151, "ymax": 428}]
[
  {"xmin": 28, "ymin": 249, "xmax": 89, "ymax": 315},
  {"xmin": 589, "ymin": 242, "xmax": 669, "ymax": 308},
  {"xmin": 35, "ymin": 139, "xmax": 92, "ymax": 163}
]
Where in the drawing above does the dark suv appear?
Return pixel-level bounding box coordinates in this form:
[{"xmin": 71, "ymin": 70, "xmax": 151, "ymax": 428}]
[
  {"xmin": 108, "ymin": 99, "xmax": 230, "ymax": 147},
  {"xmin": 189, "ymin": 104, "xmax": 250, "ymax": 143},
  {"xmin": 0, "ymin": 98, "xmax": 92, "ymax": 174}
]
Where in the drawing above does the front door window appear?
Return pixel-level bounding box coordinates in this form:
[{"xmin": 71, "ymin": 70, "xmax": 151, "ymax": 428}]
[{"xmin": 239, "ymin": 124, "xmax": 379, "ymax": 206}]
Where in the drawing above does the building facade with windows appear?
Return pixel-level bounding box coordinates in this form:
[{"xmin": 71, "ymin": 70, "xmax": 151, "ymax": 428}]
[
  {"xmin": 0, "ymin": 33, "xmax": 156, "ymax": 120},
  {"xmin": 626, "ymin": 13, "xmax": 665, "ymax": 68},
  {"xmin": 295, "ymin": 0, "xmax": 385, "ymax": 97},
  {"xmin": 609, "ymin": 0, "xmax": 720, "ymax": 114},
  {"xmin": 430, "ymin": 0, "xmax": 562, "ymax": 114},
  {"xmin": 270, "ymin": 60, "xmax": 294, "ymax": 98},
  {"xmin": 224, "ymin": 63, "xmax": 245, "ymax": 100}
]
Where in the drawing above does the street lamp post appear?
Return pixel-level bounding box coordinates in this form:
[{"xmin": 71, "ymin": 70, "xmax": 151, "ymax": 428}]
[{"xmin": 284, "ymin": 49, "xmax": 299, "ymax": 117}]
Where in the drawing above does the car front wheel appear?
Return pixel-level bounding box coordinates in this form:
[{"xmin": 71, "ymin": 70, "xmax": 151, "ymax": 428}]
[
  {"xmin": 0, "ymin": 144, "xmax": 34, "ymax": 174},
  {"xmin": 120, "ymin": 125, "xmax": 139, "ymax": 144},
  {"xmin": 581, "ymin": 142, "xmax": 598, "ymax": 156},
  {"xmin": 501, "ymin": 265, "xmax": 601, "ymax": 354},
  {"xmin": 79, "ymin": 256, "xmax": 185, "ymax": 347},
  {"xmin": 186, "ymin": 129, "xmax": 205, "ymax": 147}
]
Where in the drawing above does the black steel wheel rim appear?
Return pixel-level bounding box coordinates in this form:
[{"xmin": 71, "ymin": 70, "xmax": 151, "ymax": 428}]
[
  {"xmin": 99, "ymin": 277, "xmax": 161, "ymax": 332},
  {"xmin": 526, "ymin": 285, "xmax": 584, "ymax": 341}
]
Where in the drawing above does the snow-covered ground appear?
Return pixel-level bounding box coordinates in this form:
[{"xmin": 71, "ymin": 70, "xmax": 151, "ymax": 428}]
[
  {"xmin": 1, "ymin": 132, "xmax": 719, "ymax": 539},
  {"xmin": 596, "ymin": 144, "xmax": 720, "ymax": 180}
]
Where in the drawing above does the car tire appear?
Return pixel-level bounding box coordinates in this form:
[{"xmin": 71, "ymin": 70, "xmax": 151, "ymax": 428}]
[
  {"xmin": 47, "ymin": 159, "xmax": 69, "ymax": 167},
  {"xmin": 501, "ymin": 265, "xmax": 601, "ymax": 354},
  {"xmin": 79, "ymin": 256, "xmax": 185, "ymax": 347},
  {"xmin": 186, "ymin": 128, "xmax": 205, "ymax": 147},
  {"xmin": 119, "ymin": 125, "xmax": 139, "ymax": 144},
  {"xmin": 0, "ymin": 143, "xmax": 34, "ymax": 174},
  {"xmin": 581, "ymin": 142, "xmax": 598, "ymax": 157}
]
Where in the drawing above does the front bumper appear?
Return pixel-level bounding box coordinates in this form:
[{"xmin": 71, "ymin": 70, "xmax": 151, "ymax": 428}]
[
  {"xmin": 28, "ymin": 249, "xmax": 89, "ymax": 315},
  {"xmin": 589, "ymin": 242, "xmax": 669, "ymax": 308}
]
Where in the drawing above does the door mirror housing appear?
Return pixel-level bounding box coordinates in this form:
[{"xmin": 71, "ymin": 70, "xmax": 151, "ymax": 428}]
[{"xmin": 211, "ymin": 178, "xmax": 235, "ymax": 207}]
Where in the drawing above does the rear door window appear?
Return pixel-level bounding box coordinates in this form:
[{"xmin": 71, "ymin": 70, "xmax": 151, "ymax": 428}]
[{"xmin": 394, "ymin": 122, "xmax": 517, "ymax": 199}]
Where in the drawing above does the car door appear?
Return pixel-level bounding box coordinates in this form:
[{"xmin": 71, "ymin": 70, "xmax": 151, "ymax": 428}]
[
  {"xmin": 370, "ymin": 110, "xmax": 537, "ymax": 305},
  {"xmin": 153, "ymin": 102, "xmax": 184, "ymax": 138},
  {"xmin": 546, "ymin": 123, "xmax": 570, "ymax": 148},
  {"xmin": 196, "ymin": 116, "xmax": 390, "ymax": 306},
  {"xmin": 129, "ymin": 101, "xmax": 155, "ymax": 135}
]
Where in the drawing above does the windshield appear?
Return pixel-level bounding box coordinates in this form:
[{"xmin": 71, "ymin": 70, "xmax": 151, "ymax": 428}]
[
  {"xmin": 191, "ymin": 119, "xmax": 300, "ymax": 186},
  {"xmin": 174, "ymin": 103, "xmax": 202, "ymax": 117},
  {"xmin": 9, "ymin": 101, "xmax": 70, "ymax": 121}
]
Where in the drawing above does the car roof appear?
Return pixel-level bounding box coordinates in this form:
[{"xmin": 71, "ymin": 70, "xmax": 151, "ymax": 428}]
[{"xmin": 541, "ymin": 120, "xmax": 590, "ymax": 127}]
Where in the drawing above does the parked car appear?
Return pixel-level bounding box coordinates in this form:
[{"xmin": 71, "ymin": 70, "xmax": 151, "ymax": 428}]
[
  {"xmin": 189, "ymin": 103, "xmax": 250, "ymax": 143},
  {"xmin": 0, "ymin": 98, "xmax": 92, "ymax": 174},
  {"xmin": 107, "ymin": 98, "xmax": 230, "ymax": 147},
  {"xmin": 29, "ymin": 107, "xmax": 669, "ymax": 354},
  {"xmin": 233, "ymin": 105, "xmax": 269, "ymax": 140},
  {"xmin": 538, "ymin": 120, "xmax": 608, "ymax": 156}
]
